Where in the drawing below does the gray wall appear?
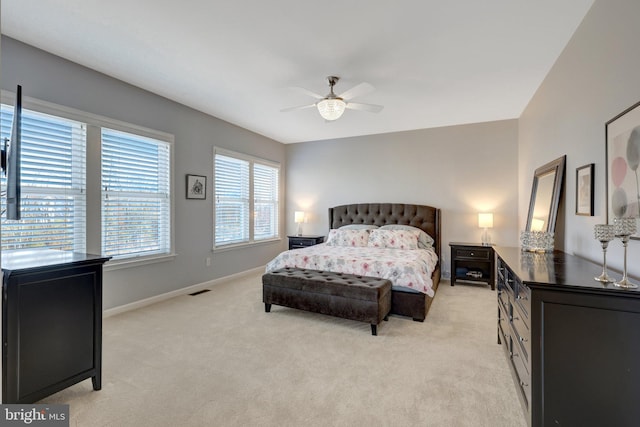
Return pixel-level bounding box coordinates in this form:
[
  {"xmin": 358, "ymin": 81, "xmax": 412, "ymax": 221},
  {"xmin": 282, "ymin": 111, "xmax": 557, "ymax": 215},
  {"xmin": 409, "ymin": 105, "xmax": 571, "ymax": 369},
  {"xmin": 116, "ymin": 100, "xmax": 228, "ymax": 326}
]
[
  {"xmin": 519, "ymin": 0, "xmax": 640, "ymax": 277},
  {"xmin": 286, "ymin": 119, "xmax": 520, "ymax": 276},
  {"xmin": 1, "ymin": 37, "xmax": 286, "ymax": 309}
]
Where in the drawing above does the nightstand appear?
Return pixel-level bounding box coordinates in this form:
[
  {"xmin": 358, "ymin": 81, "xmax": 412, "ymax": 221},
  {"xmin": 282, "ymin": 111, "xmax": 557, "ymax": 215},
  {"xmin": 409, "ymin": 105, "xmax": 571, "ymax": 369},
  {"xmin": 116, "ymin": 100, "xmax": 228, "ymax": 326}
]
[
  {"xmin": 288, "ymin": 235, "xmax": 325, "ymax": 250},
  {"xmin": 449, "ymin": 242, "xmax": 495, "ymax": 290}
]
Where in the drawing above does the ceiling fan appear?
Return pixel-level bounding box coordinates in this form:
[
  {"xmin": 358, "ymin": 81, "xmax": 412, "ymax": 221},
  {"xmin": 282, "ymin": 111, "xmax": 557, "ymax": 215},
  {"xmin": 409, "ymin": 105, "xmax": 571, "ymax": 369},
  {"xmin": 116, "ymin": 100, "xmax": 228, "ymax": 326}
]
[{"xmin": 281, "ymin": 76, "xmax": 384, "ymax": 121}]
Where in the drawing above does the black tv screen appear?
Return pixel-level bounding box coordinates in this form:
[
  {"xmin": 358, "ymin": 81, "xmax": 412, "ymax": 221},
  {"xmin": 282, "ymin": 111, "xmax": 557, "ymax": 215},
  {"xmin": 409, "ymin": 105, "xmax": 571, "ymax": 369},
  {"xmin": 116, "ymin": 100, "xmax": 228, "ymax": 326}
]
[{"xmin": 4, "ymin": 85, "xmax": 22, "ymax": 220}]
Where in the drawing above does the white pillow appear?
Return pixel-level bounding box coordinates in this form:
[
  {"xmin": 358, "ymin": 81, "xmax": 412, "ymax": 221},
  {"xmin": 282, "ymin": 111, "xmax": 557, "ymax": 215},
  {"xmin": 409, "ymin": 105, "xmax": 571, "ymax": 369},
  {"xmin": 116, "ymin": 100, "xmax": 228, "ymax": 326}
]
[
  {"xmin": 325, "ymin": 229, "xmax": 370, "ymax": 247},
  {"xmin": 368, "ymin": 229, "xmax": 419, "ymax": 250},
  {"xmin": 379, "ymin": 224, "xmax": 434, "ymax": 249}
]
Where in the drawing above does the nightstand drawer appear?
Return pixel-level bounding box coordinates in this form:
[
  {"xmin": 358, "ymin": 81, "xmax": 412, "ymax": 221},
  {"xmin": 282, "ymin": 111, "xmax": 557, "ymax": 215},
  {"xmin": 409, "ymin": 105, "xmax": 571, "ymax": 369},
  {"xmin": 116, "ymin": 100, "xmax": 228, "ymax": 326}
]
[
  {"xmin": 293, "ymin": 238, "xmax": 318, "ymax": 247},
  {"xmin": 288, "ymin": 235, "xmax": 325, "ymax": 250},
  {"xmin": 453, "ymin": 248, "xmax": 491, "ymax": 260}
]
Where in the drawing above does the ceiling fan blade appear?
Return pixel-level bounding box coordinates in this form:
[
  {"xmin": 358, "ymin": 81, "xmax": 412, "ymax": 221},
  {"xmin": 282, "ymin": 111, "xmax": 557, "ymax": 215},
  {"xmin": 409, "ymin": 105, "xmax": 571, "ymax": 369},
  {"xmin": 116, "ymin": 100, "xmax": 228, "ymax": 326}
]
[
  {"xmin": 290, "ymin": 86, "xmax": 325, "ymax": 100},
  {"xmin": 346, "ymin": 102, "xmax": 384, "ymax": 113},
  {"xmin": 337, "ymin": 82, "xmax": 375, "ymax": 100},
  {"xmin": 280, "ymin": 103, "xmax": 316, "ymax": 113}
]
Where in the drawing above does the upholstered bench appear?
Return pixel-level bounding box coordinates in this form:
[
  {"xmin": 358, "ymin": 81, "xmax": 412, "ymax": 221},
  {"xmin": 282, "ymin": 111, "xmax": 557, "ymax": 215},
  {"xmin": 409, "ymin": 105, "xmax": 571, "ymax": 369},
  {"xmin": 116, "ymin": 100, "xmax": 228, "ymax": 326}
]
[{"xmin": 262, "ymin": 268, "xmax": 392, "ymax": 335}]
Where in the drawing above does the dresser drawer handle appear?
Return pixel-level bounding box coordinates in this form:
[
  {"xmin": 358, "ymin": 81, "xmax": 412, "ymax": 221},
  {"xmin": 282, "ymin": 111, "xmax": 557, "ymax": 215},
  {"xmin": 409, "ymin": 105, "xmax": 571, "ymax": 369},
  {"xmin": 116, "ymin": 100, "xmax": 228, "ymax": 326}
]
[
  {"xmin": 516, "ymin": 295, "xmax": 527, "ymax": 301},
  {"xmin": 520, "ymin": 380, "xmax": 529, "ymax": 388},
  {"xmin": 519, "ymin": 336, "xmax": 528, "ymax": 343}
]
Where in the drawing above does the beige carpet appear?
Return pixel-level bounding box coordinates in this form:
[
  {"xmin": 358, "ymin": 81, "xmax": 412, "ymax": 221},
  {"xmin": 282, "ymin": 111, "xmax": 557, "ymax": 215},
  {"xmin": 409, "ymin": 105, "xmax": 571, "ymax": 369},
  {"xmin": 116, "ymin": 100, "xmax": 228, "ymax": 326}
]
[{"xmin": 42, "ymin": 273, "xmax": 527, "ymax": 427}]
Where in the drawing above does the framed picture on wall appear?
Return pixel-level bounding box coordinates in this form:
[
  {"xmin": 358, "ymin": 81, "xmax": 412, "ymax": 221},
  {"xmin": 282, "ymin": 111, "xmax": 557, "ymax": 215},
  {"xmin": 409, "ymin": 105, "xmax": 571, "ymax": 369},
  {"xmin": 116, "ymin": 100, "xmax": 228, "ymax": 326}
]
[
  {"xmin": 576, "ymin": 163, "xmax": 594, "ymax": 216},
  {"xmin": 606, "ymin": 100, "xmax": 640, "ymax": 238},
  {"xmin": 186, "ymin": 174, "xmax": 207, "ymax": 199}
]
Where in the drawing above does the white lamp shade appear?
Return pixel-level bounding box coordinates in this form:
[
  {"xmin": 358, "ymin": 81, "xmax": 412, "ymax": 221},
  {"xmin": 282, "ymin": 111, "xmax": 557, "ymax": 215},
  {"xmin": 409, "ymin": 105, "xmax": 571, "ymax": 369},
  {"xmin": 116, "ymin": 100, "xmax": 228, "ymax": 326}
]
[
  {"xmin": 531, "ymin": 218, "xmax": 545, "ymax": 231},
  {"xmin": 317, "ymin": 98, "xmax": 346, "ymax": 121},
  {"xmin": 294, "ymin": 211, "xmax": 305, "ymax": 223},
  {"xmin": 478, "ymin": 213, "xmax": 494, "ymax": 229}
]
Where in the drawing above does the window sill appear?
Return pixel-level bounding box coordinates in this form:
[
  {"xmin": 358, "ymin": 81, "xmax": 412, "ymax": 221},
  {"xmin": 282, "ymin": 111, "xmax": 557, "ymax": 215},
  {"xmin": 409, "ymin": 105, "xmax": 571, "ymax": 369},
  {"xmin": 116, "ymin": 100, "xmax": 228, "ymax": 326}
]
[
  {"xmin": 213, "ymin": 238, "xmax": 282, "ymax": 253},
  {"xmin": 104, "ymin": 253, "xmax": 177, "ymax": 271}
]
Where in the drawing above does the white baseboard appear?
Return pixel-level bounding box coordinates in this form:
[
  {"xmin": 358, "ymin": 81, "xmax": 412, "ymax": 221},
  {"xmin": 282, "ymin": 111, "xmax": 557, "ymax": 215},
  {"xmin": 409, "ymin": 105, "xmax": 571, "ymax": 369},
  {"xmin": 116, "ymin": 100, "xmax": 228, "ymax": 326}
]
[{"xmin": 103, "ymin": 266, "xmax": 264, "ymax": 318}]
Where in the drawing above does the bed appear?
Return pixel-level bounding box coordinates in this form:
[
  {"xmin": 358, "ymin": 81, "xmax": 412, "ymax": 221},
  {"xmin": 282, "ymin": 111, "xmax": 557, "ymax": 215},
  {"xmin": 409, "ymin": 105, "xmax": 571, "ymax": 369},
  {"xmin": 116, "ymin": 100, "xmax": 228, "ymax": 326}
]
[{"xmin": 266, "ymin": 203, "xmax": 441, "ymax": 321}]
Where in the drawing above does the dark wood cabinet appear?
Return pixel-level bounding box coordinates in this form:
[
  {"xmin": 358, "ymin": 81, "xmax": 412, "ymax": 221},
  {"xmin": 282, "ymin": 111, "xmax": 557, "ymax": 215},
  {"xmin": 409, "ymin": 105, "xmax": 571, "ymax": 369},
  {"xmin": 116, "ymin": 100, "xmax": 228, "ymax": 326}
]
[
  {"xmin": 2, "ymin": 249, "xmax": 110, "ymax": 404},
  {"xmin": 495, "ymin": 247, "xmax": 640, "ymax": 427},
  {"xmin": 288, "ymin": 235, "xmax": 324, "ymax": 250},
  {"xmin": 449, "ymin": 242, "xmax": 495, "ymax": 289}
]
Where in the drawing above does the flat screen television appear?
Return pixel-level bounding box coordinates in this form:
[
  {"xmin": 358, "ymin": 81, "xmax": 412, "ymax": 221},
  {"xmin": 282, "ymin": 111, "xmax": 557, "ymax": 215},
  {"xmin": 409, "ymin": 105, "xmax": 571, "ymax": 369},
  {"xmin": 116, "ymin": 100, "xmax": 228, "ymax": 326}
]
[{"xmin": 1, "ymin": 84, "xmax": 22, "ymax": 220}]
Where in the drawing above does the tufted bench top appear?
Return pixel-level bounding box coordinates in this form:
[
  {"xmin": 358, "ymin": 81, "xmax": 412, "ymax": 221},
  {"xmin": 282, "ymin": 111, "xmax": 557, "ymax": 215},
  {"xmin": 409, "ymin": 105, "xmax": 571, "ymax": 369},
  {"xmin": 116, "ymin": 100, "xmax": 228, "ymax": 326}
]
[{"xmin": 263, "ymin": 268, "xmax": 391, "ymax": 302}]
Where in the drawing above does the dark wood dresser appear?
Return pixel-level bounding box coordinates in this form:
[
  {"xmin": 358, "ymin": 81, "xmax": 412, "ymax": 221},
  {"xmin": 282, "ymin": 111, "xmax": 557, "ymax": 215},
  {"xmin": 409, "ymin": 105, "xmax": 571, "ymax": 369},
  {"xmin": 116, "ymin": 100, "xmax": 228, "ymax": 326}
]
[
  {"xmin": 495, "ymin": 247, "xmax": 640, "ymax": 426},
  {"xmin": 2, "ymin": 249, "xmax": 111, "ymax": 403}
]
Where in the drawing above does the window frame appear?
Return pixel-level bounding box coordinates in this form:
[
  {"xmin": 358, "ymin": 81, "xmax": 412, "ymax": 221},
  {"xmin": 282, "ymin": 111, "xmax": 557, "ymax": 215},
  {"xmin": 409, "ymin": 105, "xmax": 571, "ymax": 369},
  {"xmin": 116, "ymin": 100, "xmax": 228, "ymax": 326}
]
[
  {"xmin": 213, "ymin": 147, "xmax": 281, "ymax": 251},
  {"xmin": 0, "ymin": 90, "xmax": 176, "ymax": 270},
  {"xmin": 101, "ymin": 127, "xmax": 173, "ymax": 262},
  {"xmin": 0, "ymin": 102, "xmax": 87, "ymax": 253}
]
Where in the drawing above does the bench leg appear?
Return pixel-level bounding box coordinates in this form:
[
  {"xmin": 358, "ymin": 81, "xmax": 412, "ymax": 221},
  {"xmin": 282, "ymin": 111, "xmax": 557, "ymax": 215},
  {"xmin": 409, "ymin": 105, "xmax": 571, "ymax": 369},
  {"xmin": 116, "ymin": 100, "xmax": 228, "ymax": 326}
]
[
  {"xmin": 371, "ymin": 324, "xmax": 377, "ymax": 336},
  {"xmin": 383, "ymin": 314, "xmax": 389, "ymax": 321},
  {"xmin": 265, "ymin": 303, "xmax": 271, "ymax": 312}
]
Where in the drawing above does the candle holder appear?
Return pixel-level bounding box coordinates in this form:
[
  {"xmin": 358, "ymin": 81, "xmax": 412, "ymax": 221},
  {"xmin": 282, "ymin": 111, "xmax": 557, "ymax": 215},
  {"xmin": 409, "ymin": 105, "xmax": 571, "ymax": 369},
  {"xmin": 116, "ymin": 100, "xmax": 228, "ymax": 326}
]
[
  {"xmin": 613, "ymin": 217, "xmax": 637, "ymax": 289},
  {"xmin": 593, "ymin": 224, "xmax": 615, "ymax": 283}
]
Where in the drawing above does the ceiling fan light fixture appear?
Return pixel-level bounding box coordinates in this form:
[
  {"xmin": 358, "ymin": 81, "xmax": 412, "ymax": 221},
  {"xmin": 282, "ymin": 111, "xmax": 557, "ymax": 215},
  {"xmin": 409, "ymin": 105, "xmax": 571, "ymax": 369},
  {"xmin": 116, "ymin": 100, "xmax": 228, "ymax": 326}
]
[{"xmin": 317, "ymin": 97, "xmax": 346, "ymax": 121}]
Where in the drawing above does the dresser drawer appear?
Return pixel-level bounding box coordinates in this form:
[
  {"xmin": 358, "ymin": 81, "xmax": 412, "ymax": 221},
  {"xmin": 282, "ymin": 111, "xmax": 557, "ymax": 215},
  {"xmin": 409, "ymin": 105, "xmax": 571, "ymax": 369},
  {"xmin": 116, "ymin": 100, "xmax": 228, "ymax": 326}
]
[
  {"xmin": 498, "ymin": 321, "xmax": 511, "ymax": 358},
  {"xmin": 511, "ymin": 340, "xmax": 531, "ymax": 409},
  {"xmin": 511, "ymin": 304, "xmax": 531, "ymax": 366},
  {"xmin": 515, "ymin": 281, "xmax": 531, "ymax": 319},
  {"xmin": 498, "ymin": 286, "xmax": 511, "ymax": 310},
  {"xmin": 454, "ymin": 247, "xmax": 491, "ymax": 260}
]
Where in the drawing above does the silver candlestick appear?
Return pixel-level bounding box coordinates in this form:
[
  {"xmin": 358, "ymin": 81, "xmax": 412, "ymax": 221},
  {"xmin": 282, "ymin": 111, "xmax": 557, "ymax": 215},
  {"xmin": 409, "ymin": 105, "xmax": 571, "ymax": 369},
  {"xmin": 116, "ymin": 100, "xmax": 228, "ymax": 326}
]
[
  {"xmin": 594, "ymin": 224, "xmax": 615, "ymax": 283},
  {"xmin": 613, "ymin": 217, "xmax": 638, "ymax": 289}
]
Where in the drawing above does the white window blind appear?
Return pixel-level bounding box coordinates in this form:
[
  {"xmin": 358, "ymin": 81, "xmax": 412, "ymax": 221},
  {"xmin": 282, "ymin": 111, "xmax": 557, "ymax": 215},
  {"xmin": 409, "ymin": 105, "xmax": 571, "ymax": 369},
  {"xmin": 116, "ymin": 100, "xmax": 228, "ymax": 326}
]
[
  {"xmin": 253, "ymin": 162, "xmax": 279, "ymax": 241},
  {"xmin": 0, "ymin": 104, "xmax": 86, "ymax": 252},
  {"xmin": 214, "ymin": 154, "xmax": 249, "ymax": 246},
  {"xmin": 214, "ymin": 149, "xmax": 279, "ymax": 248},
  {"xmin": 101, "ymin": 128, "xmax": 171, "ymax": 259}
]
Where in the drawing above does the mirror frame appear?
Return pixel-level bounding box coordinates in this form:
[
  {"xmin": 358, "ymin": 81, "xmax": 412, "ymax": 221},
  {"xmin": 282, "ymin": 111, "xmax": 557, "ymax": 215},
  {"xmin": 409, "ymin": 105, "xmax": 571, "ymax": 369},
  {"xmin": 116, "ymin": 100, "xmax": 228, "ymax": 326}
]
[{"xmin": 526, "ymin": 155, "xmax": 566, "ymax": 233}]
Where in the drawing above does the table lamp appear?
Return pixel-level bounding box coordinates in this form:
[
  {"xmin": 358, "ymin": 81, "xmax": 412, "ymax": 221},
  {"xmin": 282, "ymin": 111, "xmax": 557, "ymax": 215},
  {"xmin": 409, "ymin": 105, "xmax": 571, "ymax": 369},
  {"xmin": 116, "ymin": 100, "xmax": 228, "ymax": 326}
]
[
  {"xmin": 294, "ymin": 211, "xmax": 305, "ymax": 236},
  {"xmin": 478, "ymin": 212, "xmax": 494, "ymax": 246}
]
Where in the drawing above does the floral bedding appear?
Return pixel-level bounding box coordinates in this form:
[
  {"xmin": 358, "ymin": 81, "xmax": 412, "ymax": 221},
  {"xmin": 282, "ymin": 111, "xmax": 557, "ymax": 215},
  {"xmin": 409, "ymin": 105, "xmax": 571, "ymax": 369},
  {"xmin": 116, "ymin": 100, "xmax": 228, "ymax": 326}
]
[{"xmin": 265, "ymin": 243, "xmax": 438, "ymax": 297}]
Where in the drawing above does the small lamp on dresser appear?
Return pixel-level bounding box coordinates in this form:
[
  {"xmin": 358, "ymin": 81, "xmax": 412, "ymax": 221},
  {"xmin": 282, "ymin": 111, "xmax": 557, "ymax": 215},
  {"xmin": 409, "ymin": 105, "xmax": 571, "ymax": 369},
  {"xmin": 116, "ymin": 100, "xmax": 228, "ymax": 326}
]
[
  {"xmin": 478, "ymin": 212, "xmax": 493, "ymax": 246},
  {"xmin": 294, "ymin": 211, "xmax": 305, "ymax": 236}
]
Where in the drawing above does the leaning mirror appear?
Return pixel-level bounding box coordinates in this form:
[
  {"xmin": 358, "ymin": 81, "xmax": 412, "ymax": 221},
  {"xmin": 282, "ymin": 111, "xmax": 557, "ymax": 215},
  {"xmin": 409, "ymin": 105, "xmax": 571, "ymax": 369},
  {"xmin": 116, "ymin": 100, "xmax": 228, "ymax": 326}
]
[{"xmin": 526, "ymin": 155, "xmax": 566, "ymax": 233}]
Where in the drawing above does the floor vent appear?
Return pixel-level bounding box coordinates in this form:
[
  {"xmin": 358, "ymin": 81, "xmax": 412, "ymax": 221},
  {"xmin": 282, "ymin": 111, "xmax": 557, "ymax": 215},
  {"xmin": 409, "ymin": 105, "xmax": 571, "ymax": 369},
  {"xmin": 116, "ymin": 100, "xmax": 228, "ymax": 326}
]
[{"xmin": 189, "ymin": 289, "xmax": 211, "ymax": 296}]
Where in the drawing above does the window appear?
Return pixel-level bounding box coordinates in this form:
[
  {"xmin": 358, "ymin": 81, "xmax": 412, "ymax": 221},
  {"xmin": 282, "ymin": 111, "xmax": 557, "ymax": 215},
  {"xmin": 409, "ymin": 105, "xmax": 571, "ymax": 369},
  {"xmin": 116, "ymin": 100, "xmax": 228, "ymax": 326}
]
[
  {"xmin": 101, "ymin": 128, "xmax": 171, "ymax": 259},
  {"xmin": 0, "ymin": 104, "xmax": 86, "ymax": 252},
  {"xmin": 214, "ymin": 148, "xmax": 279, "ymax": 248},
  {"xmin": 0, "ymin": 93, "xmax": 174, "ymax": 266}
]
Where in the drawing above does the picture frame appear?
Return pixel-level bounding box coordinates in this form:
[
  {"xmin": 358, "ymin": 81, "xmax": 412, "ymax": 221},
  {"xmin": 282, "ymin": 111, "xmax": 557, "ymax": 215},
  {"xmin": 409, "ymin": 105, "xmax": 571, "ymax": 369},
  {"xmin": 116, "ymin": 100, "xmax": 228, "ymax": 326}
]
[
  {"xmin": 606, "ymin": 100, "xmax": 640, "ymax": 239},
  {"xmin": 575, "ymin": 163, "xmax": 594, "ymax": 216},
  {"xmin": 186, "ymin": 174, "xmax": 207, "ymax": 199}
]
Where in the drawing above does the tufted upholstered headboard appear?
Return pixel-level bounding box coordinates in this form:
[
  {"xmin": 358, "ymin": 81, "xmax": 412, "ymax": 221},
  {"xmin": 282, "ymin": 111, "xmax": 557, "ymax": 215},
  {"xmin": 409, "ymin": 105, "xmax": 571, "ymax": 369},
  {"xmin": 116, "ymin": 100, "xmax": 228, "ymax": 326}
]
[{"xmin": 328, "ymin": 203, "xmax": 441, "ymax": 261}]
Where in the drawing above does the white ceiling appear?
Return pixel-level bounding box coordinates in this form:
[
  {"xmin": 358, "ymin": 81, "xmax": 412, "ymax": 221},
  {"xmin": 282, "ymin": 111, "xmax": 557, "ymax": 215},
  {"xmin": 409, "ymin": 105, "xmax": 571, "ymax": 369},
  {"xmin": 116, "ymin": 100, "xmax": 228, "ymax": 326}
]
[{"xmin": 2, "ymin": 0, "xmax": 594, "ymax": 144}]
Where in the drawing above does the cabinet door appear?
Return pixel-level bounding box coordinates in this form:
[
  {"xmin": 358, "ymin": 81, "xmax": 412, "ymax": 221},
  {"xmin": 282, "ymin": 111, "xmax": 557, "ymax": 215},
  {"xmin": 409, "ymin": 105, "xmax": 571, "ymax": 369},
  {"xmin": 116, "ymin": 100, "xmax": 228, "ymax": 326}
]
[
  {"xmin": 3, "ymin": 264, "xmax": 102, "ymax": 404},
  {"xmin": 532, "ymin": 289, "xmax": 640, "ymax": 426}
]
